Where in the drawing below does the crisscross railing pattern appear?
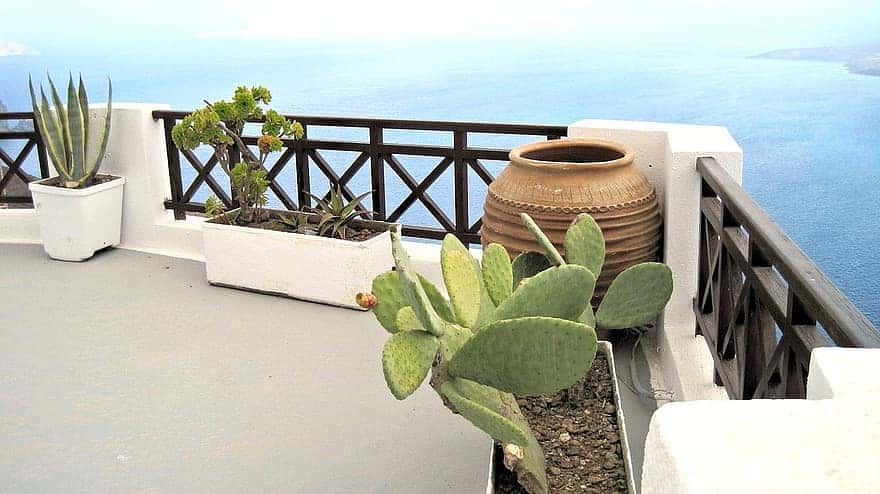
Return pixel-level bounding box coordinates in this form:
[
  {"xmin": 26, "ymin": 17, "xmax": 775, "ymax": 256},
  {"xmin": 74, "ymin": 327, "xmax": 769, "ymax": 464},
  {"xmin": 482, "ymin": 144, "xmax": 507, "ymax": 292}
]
[
  {"xmin": 694, "ymin": 157, "xmax": 880, "ymax": 399},
  {"xmin": 0, "ymin": 112, "xmax": 49, "ymax": 206},
  {"xmin": 153, "ymin": 111, "xmax": 566, "ymax": 243}
]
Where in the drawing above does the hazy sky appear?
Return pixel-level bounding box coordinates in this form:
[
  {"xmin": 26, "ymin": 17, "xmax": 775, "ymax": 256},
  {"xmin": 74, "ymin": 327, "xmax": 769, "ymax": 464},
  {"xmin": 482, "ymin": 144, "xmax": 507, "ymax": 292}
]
[{"xmin": 2, "ymin": 0, "xmax": 879, "ymax": 53}]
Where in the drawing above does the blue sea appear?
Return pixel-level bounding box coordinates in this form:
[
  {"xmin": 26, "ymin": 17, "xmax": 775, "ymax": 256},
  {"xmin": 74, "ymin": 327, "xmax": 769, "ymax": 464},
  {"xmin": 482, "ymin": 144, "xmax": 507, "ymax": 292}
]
[{"xmin": 1, "ymin": 39, "xmax": 878, "ymax": 326}]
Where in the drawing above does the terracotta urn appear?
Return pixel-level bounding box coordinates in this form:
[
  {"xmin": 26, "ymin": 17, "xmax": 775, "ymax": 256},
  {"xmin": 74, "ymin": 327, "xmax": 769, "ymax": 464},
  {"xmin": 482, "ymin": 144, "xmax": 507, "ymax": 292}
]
[{"xmin": 482, "ymin": 139, "xmax": 661, "ymax": 302}]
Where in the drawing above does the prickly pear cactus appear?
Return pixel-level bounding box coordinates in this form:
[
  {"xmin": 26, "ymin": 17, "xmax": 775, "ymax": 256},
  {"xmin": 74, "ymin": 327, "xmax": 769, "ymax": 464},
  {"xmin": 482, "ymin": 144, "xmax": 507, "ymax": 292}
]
[{"xmin": 358, "ymin": 213, "xmax": 673, "ymax": 494}]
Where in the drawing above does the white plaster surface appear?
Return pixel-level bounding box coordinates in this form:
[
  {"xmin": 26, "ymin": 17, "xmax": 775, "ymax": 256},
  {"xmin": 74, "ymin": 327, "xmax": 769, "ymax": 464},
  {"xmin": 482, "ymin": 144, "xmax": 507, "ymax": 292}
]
[
  {"xmin": 0, "ymin": 244, "xmax": 491, "ymax": 493},
  {"xmin": 202, "ymin": 219, "xmax": 394, "ymax": 310},
  {"xmin": 642, "ymin": 398, "xmax": 880, "ymax": 494},
  {"xmin": 569, "ymin": 119, "xmax": 743, "ymax": 402},
  {"xmin": 642, "ymin": 347, "xmax": 880, "ymax": 494},
  {"xmin": 807, "ymin": 347, "xmax": 880, "ymax": 399}
]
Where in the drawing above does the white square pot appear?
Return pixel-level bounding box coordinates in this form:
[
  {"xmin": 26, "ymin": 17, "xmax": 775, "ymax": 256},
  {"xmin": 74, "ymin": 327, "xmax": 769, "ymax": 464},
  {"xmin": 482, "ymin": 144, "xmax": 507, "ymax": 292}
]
[
  {"xmin": 202, "ymin": 210, "xmax": 396, "ymax": 310},
  {"xmin": 28, "ymin": 176, "xmax": 126, "ymax": 262},
  {"xmin": 486, "ymin": 342, "xmax": 637, "ymax": 493}
]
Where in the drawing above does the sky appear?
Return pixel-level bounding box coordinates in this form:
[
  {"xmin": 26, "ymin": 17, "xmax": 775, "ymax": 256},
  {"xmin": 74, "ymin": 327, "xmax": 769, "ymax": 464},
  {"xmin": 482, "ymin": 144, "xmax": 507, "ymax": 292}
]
[{"xmin": 2, "ymin": 0, "xmax": 879, "ymax": 54}]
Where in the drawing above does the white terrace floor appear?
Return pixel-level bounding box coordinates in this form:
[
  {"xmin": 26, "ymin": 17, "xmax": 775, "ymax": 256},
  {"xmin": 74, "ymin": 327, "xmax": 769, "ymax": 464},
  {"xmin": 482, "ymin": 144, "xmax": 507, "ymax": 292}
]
[{"xmin": 0, "ymin": 244, "xmax": 653, "ymax": 493}]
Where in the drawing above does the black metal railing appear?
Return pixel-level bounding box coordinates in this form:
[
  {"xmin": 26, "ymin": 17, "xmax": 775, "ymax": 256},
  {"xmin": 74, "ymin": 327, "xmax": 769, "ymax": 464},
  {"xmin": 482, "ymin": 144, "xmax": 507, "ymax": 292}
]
[
  {"xmin": 152, "ymin": 110, "xmax": 567, "ymax": 244},
  {"xmin": 694, "ymin": 156, "xmax": 880, "ymax": 399},
  {"xmin": 0, "ymin": 112, "xmax": 49, "ymax": 206}
]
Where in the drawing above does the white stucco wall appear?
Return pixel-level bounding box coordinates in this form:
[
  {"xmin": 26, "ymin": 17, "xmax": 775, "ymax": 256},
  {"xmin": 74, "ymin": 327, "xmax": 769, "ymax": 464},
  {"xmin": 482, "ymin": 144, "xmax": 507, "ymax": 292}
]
[
  {"xmin": 569, "ymin": 120, "xmax": 742, "ymax": 402},
  {"xmin": 641, "ymin": 347, "xmax": 880, "ymax": 494}
]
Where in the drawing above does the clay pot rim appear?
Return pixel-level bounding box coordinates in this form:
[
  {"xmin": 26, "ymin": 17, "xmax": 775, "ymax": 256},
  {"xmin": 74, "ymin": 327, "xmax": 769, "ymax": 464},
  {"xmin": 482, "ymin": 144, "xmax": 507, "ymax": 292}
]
[{"xmin": 509, "ymin": 139, "xmax": 633, "ymax": 170}]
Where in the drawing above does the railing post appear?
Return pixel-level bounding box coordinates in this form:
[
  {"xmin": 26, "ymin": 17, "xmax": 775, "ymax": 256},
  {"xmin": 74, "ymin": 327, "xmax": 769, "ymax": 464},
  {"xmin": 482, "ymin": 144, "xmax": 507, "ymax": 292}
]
[
  {"xmin": 369, "ymin": 124, "xmax": 385, "ymax": 220},
  {"xmin": 453, "ymin": 130, "xmax": 468, "ymax": 244},
  {"xmin": 295, "ymin": 124, "xmax": 310, "ymax": 209},
  {"xmin": 162, "ymin": 117, "xmax": 186, "ymax": 220}
]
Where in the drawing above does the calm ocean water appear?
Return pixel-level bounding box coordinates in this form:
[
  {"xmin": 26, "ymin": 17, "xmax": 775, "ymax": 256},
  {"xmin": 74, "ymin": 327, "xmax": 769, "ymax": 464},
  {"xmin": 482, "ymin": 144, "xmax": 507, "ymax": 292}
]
[{"xmin": 1, "ymin": 40, "xmax": 878, "ymax": 325}]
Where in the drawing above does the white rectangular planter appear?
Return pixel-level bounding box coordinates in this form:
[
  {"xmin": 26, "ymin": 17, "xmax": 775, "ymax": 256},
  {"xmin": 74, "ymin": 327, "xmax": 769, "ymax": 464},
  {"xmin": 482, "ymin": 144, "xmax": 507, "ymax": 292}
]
[
  {"xmin": 486, "ymin": 342, "xmax": 637, "ymax": 493},
  {"xmin": 28, "ymin": 176, "xmax": 126, "ymax": 261},
  {"xmin": 202, "ymin": 211, "xmax": 396, "ymax": 310}
]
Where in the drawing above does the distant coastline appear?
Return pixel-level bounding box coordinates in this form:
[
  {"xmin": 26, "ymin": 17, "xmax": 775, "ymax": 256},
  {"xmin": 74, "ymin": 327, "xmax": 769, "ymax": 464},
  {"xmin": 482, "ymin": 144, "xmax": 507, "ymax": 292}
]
[{"xmin": 752, "ymin": 45, "xmax": 880, "ymax": 77}]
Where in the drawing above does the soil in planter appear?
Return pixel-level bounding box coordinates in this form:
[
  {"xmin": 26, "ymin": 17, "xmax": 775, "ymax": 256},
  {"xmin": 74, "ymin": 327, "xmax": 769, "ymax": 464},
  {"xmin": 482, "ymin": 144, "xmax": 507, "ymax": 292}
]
[
  {"xmin": 212, "ymin": 209, "xmax": 384, "ymax": 242},
  {"xmin": 39, "ymin": 174, "xmax": 119, "ymax": 188},
  {"xmin": 495, "ymin": 353, "xmax": 628, "ymax": 494}
]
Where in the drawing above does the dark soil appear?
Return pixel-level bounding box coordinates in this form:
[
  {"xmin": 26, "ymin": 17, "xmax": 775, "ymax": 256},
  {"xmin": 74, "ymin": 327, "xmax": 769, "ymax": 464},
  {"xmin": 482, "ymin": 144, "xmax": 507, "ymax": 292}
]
[
  {"xmin": 211, "ymin": 209, "xmax": 385, "ymax": 242},
  {"xmin": 495, "ymin": 353, "xmax": 629, "ymax": 493},
  {"xmin": 39, "ymin": 174, "xmax": 120, "ymax": 188}
]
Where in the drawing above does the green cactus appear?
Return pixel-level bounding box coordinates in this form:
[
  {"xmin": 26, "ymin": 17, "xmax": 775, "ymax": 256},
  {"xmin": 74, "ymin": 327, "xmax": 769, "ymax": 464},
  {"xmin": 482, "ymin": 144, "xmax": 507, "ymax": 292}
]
[
  {"xmin": 382, "ymin": 331, "xmax": 439, "ymax": 399},
  {"xmin": 441, "ymin": 235, "xmax": 484, "ymax": 327},
  {"xmin": 511, "ymin": 251, "xmax": 552, "ymax": 288},
  {"xmin": 489, "ymin": 265, "xmax": 596, "ymax": 324},
  {"xmin": 596, "ymin": 262, "xmax": 674, "ymax": 329},
  {"xmin": 360, "ymin": 213, "xmax": 672, "ymax": 494},
  {"xmin": 481, "ymin": 243, "xmax": 513, "ymax": 306},
  {"xmin": 519, "ymin": 212, "xmax": 673, "ymax": 335},
  {"xmin": 564, "ymin": 213, "xmax": 605, "ymax": 276},
  {"xmin": 448, "ymin": 316, "xmax": 598, "ymax": 396},
  {"xmin": 29, "ymin": 74, "xmax": 112, "ymax": 189},
  {"xmin": 520, "ymin": 212, "xmax": 565, "ymax": 265},
  {"xmin": 395, "ymin": 306, "xmax": 422, "ymax": 331},
  {"xmin": 371, "ymin": 270, "xmax": 454, "ymax": 333}
]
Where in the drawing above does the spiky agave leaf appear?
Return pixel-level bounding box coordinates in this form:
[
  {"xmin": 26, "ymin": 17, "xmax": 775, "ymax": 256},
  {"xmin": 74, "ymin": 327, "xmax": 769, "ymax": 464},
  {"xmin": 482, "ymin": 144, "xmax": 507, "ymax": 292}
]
[
  {"xmin": 28, "ymin": 77, "xmax": 67, "ymax": 180},
  {"xmin": 47, "ymin": 74, "xmax": 72, "ymax": 177},
  {"xmin": 66, "ymin": 75, "xmax": 86, "ymax": 181},
  {"xmin": 77, "ymin": 75, "xmax": 89, "ymax": 162}
]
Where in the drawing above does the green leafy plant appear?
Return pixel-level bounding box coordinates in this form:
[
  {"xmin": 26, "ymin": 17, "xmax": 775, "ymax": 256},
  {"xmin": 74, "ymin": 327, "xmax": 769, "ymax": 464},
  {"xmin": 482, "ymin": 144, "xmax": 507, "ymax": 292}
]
[
  {"xmin": 307, "ymin": 185, "xmax": 371, "ymax": 240},
  {"xmin": 358, "ymin": 213, "xmax": 672, "ymax": 494},
  {"xmin": 170, "ymin": 86, "xmax": 303, "ymax": 224},
  {"xmin": 204, "ymin": 195, "xmax": 226, "ymax": 220},
  {"xmin": 28, "ymin": 74, "xmax": 112, "ymax": 189}
]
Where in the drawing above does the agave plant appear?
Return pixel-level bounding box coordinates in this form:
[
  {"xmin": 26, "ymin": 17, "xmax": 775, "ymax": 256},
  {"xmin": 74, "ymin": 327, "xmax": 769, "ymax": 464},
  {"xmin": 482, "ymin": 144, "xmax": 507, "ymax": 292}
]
[
  {"xmin": 359, "ymin": 212, "xmax": 673, "ymax": 494},
  {"xmin": 28, "ymin": 74, "xmax": 112, "ymax": 189},
  {"xmin": 307, "ymin": 186, "xmax": 371, "ymax": 240}
]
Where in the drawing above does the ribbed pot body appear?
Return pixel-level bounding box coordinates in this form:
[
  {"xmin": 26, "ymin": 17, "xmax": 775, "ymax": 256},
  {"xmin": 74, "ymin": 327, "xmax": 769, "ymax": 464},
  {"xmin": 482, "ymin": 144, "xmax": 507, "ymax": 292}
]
[{"xmin": 482, "ymin": 139, "xmax": 662, "ymax": 301}]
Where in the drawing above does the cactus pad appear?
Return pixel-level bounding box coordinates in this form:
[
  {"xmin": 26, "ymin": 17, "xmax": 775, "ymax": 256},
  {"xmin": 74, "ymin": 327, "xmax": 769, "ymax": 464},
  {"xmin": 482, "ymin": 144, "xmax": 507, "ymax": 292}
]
[
  {"xmin": 482, "ymin": 243, "xmax": 514, "ymax": 306},
  {"xmin": 391, "ymin": 230, "xmax": 445, "ymax": 336},
  {"xmin": 395, "ymin": 306, "xmax": 422, "ymax": 331},
  {"xmin": 596, "ymin": 262, "xmax": 673, "ymax": 329},
  {"xmin": 441, "ymin": 235, "xmax": 484, "ymax": 328},
  {"xmin": 511, "ymin": 251, "xmax": 552, "ymax": 288},
  {"xmin": 492, "ymin": 265, "xmax": 595, "ymax": 323},
  {"xmin": 417, "ymin": 274, "xmax": 456, "ymax": 322},
  {"xmin": 520, "ymin": 213, "xmax": 565, "ymax": 265},
  {"xmin": 580, "ymin": 303, "xmax": 597, "ymax": 328},
  {"xmin": 440, "ymin": 378, "xmax": 530, "ymax": 446},
  {"xmin": 382, "ymin": 331, "xmax": 439, "ymax": 400},
  {"xmin": 371, "ymin": 271, "xmax": 411, "ymax": 333},
  {"xmin": 564, "ymin": 213, "xmax": 605, "ymax": 277},
  {"xmin": 447, "ymin": 316, "xmax": 598, "ymax": 396}
]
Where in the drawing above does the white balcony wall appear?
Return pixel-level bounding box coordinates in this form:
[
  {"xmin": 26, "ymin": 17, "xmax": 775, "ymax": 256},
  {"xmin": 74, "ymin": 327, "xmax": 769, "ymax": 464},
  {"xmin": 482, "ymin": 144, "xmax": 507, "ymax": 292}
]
[
  {"xmin": 569, "ymin": 120, "xmax": 742, "ymax": 402},
  {"xmin": 641, "ymin": 347, "xmax": 880, "ymax": 494}
]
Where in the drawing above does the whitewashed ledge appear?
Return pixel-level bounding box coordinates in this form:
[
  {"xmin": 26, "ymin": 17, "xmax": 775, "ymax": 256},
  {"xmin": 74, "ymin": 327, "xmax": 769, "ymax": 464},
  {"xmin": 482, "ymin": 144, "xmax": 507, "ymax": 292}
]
[{"xmin": 641, "ymin": 347, "xmax": 880, "ymax": 493}]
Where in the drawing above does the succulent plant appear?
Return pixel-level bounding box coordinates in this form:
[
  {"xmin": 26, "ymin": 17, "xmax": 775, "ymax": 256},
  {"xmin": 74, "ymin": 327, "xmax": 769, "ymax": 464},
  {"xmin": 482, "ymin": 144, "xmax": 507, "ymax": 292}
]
[
  {"xmin": 171, "ymin": 86, "xmax": 303, "ymax": 224},
  {"xmin": 28, "ymin": 74, "xmax": 112, "ymax": 189},
  {"xmin": 307, "ymin": 185, "xmax": 371, "ymax": 240},
  {"xmin": 357, "ymin": 213, "xmax": 673, "ymax": 494}
]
